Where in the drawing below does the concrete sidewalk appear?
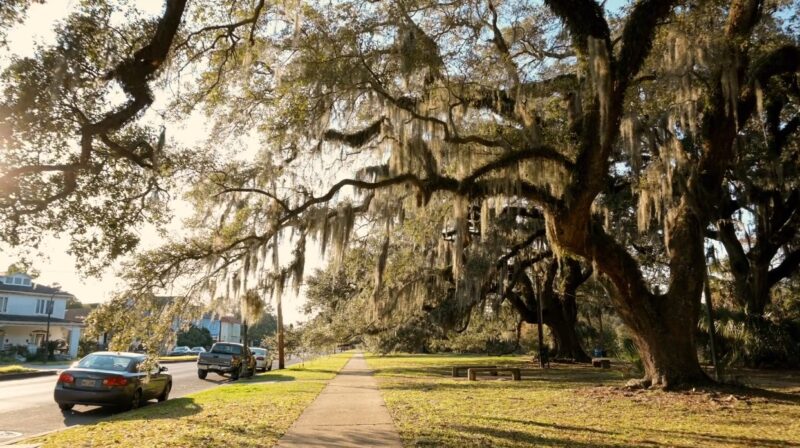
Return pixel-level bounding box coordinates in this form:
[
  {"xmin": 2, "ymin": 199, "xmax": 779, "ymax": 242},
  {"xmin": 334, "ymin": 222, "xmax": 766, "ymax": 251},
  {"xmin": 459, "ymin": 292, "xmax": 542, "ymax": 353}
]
[{"xmin": 276, "ymin": 353, "xmax": 403, "ymax": 448}]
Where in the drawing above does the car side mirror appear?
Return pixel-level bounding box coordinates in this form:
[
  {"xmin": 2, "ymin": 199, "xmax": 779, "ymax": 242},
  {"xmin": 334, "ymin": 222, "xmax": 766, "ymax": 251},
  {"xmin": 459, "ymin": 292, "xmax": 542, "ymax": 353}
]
[{"xmin": 159, "ymin": 366, "xmax": 168, "ymax": 372}]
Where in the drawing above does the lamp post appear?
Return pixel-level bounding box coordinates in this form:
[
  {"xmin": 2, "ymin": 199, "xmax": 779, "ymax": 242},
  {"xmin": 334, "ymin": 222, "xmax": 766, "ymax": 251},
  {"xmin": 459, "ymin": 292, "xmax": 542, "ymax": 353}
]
[
  {"xmin": 704, "ymin": 246, "xmax": 721, "ymax": 381},
  {"xmin": 43, "ymin": 282, "xmax": 61, "ymax": 365}
]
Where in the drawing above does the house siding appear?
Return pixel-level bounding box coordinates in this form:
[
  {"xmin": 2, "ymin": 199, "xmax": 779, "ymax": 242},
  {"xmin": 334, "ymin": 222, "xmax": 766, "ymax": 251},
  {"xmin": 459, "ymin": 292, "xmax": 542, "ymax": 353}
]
[{"xmin": 3, "ymin": 293, "xmax": 68, "ymax": 319}]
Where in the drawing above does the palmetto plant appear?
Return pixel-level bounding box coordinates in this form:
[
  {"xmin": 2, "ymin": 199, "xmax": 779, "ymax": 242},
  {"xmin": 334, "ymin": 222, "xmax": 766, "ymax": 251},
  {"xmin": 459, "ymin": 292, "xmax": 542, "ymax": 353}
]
[{"xmin": 700, "ymin": 308, "xmax": 800, "ymax": 368}]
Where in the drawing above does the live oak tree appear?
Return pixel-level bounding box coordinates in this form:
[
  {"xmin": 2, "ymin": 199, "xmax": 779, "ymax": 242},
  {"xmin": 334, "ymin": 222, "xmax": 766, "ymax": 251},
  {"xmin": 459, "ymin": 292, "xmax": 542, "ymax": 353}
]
[
  {"xmin": 165, "ymin": 0, "xmax": 797, "ymax": 388},
  {"xmin": 0, "ymin": 1, "xmax": 185, "ymax": 273},
  {"xmin": 2, "ymin": 0, "xmax": 798, "ymax": 389}
]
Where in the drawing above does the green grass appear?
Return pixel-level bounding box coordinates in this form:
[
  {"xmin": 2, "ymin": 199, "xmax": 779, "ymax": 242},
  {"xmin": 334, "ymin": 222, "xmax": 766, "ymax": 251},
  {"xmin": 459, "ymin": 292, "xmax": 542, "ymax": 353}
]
[
  {"xmin": 157, "ymin": 355, "xmax": 198, "ymax": 362},
  {"xmin": 0, "ymin": 364, "xmax": 36, "ymax": 374},
  {"xmin": 366, "ymin": 353, "xmax": 800, "ymax": 448},
  {"xmin": 24, "ymin": 353, "xmax": 353, "ymax": 448}
]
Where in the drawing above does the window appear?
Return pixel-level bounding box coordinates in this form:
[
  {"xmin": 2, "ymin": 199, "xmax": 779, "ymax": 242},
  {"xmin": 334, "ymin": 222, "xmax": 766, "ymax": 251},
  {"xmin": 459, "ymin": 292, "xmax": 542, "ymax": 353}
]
[
  {"xmin": 35, "ymin": 299, "xmax": 48, "ymax": 314},
  {"xmin": 13, "ymin": 277, "xmax": 22, "ymax": 285},
  {"xmin": 210, "ymin": 343, "xmax": 242, "ymax": 355},
  {"xmin": 78, "ymin": 354, "xmax": 137, "ymax": 372},
  {"xmin": 0, "ymin": 297, "xmax": 7, "ymax": 313},
  {"xmin": 22, "ymin": 279, "xmax": 30, "ymax": 286}
]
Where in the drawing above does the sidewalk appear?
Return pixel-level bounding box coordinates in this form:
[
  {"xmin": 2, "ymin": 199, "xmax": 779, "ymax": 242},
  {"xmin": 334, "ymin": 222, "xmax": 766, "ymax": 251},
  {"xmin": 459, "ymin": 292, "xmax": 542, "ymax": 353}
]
[
  {"xmin": 21, "ymin": 362, "xmax": 72, "ymax": 371},
  {"xmin": 276, "ymin": 353, "xmax": 403, "ymax": 448}
]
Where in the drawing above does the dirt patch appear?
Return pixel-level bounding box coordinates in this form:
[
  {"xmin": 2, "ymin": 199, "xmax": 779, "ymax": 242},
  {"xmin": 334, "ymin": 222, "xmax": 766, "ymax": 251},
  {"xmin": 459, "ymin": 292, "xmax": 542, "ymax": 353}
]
[{"xmin": 577, "ymin": 385, "xmax": 770, "ymax": 410}]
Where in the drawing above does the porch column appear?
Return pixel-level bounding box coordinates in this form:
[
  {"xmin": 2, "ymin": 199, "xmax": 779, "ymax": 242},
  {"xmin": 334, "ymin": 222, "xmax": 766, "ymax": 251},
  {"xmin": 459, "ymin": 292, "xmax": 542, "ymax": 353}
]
[{"xmin": 68, "ymin": 326, "xmax": 81, "ymax": 358}]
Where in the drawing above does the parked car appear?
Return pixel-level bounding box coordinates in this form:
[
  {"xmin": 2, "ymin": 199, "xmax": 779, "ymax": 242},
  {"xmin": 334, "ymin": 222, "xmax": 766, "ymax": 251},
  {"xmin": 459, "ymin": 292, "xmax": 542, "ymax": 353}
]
[
  {"xmin": 250, "ymin": 347, "xmax": 272, "ymax": 372},
  {"xmin": 197, "ymin": 342, "xmax": 255, "ymax": 380},
  {"xmin": 54, "ymin": 351, "xmax": 171, "ymax": 411},
  {"xmin": 168, "ymin": 346, "xmax": 191, "ymax": 356},
  {"xmin": 189, "ymin": 347, "xmax": 206, "ymax": 354}
]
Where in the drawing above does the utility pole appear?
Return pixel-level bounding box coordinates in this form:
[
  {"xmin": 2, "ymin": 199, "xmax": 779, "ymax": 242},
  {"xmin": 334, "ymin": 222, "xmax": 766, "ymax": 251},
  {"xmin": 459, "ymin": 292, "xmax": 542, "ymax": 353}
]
[
  {"xmin": 533, "ymin": 273, "xmax": 547, "ymax": 369},
  {"xmin": 703, "ymin": 246, "xmax": 722, "ymax": 381},
  {"xmin": 277, "ymin": 296, "xmax": 285, "ymax": 369},
  {"xmin": 43, "ymin": 283, "xmax": 61, "ymax": 365},
  {"xmin": 704, "ymin": 261, "xmax": 721, "ymax": 381}
]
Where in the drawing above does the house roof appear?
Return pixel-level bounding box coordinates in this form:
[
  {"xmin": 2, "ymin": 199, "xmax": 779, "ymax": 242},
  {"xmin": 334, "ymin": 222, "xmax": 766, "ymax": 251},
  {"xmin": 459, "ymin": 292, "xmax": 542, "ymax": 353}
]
[
  {"xmin": 0, "ymin": 313, "xmax": 84, "ymax": 326},
  {"xmin": 0, "ymin": 282, "xmax": 73, "ymax": 297},
  {"xmin": 65, "ymin": 308, "xmax": 92, "ymax": 323}
]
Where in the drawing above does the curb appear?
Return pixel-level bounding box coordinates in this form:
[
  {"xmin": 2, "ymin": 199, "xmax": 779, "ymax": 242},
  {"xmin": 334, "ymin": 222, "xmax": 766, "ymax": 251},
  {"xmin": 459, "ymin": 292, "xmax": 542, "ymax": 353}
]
[
  {"xmin": 0, "ymin": 425, "xmax": 80, "ymax": 447},
  {"xmin": 0, "ymin": 370, "xmax": 57, "ymax": 382}
]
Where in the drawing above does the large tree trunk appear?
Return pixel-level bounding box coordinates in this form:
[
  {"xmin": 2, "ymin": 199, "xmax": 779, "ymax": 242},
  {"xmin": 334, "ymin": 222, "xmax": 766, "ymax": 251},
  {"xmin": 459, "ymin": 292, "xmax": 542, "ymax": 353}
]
[
  {"xmin": 547, "ymin": 307, "xmax": 591, "ymax": 362},
  {"xmin": 509, "ymin": 261, "xmax": 591, "ymax": 363},
  {"xmin": 621, "ymin": 292, "xmax": 709, "ymax": 388},
  {"xmin": 544, "ymin": 260, "xmax": 591, "ymax": 362},
  {"xmin": 548, "ymin": 202, "xmax": 711, "ymax": 388}
]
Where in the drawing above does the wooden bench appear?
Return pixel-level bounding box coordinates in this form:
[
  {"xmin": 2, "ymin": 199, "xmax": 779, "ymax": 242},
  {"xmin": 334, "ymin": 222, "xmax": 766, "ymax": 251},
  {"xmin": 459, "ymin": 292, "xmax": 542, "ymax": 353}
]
[
  {"xmin": 467, "ymin": 367, "xmax": 521, "ymax": 381},
  {"xmin": 592, "ymin": 358, "xmax": 611, "ymax": 368},
  {"xmin": 452, "ymin": 365, "xmax": 497, "ymax": 377}
]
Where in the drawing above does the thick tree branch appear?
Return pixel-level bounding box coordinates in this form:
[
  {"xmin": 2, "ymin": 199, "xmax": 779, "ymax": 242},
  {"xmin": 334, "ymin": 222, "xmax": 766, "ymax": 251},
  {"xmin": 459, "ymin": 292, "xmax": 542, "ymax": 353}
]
[
  {"xmin": 543, "ymin": 0, "xmax": 610, "ymax": 51},
  {"xmin": 321, "ymin": 117, "xmax": 384, "ymax": 148},
  {"xmin": 768, "ymin": 249, "xmax": 800, "ymax": 288},
  {"xmin": 615, "ymin": 0, "xmax": 677, "ymax": 87},
  {"xmin": 0, "ymin": 0, "xmax": 187, "ymax": 214}
]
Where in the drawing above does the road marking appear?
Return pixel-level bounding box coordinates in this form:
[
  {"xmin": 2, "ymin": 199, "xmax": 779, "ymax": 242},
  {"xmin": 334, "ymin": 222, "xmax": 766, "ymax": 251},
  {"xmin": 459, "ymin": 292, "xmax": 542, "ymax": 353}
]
[{"xmin": 0, "ymin": 431, "xmax": 22, "ymax": 439}]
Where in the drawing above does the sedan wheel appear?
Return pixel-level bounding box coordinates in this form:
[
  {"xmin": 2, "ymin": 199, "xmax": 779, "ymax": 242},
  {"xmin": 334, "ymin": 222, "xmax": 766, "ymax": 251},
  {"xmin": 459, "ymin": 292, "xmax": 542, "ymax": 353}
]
[
  {"xmin": 158, "ymin": 382, "xmax": 171, "ymax": 402},
  {"xmin": 130, "ymin": 389, "xmax": 143, "ymax": 410}
]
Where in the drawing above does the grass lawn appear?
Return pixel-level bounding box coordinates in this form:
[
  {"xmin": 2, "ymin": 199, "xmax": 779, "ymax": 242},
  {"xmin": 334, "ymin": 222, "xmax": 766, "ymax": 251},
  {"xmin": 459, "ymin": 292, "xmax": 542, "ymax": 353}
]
[
  {"xmin": 23, "ymin": 353, "xmax": 352, "ymax": 448},
  {"xmin": 156, "ymin": 354, "xmax": 198, "ymax": 363},
  {"xmin": 0, "ymin": 364, "xmax": 36, "ymax": 374},
  {"xmin": 366, "ymin": 354, "xmax": 800, "ymax": 448}
]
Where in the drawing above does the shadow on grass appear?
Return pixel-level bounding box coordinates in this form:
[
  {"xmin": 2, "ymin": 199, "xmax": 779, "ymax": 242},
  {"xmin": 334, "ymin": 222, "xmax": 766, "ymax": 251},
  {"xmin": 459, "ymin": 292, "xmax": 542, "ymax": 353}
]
[
  {"xmin": 179, "ymin": 426, "xmax": 285, "ymax": 447},
  {"xmin": 61, "ymin": 397, "xmax": 203, "ymax": 425},
  {"xmin": 631, "ymin": 426, "xmax": 800, "ymax": 448},
  {"xmin": 473, "ymin": 416, "xmax": 619, "ymax": 436},
  {"xmin": 244, "ymin": 367, "xmax": 341, "ymax": 383},
  {"xmin": 685, "ymin": 382, "xmax": 800, "ymax": 405},
  {"xmin": 375, "ymin": 366, "xmax": 624, "ymax": 388},
  {"xmin": 443, "ymin": 424, "xmax": 633, "ymax": 448},
  {"xmin": 245, "ymin": 373, "xmax": 303, "ymax": 383}
]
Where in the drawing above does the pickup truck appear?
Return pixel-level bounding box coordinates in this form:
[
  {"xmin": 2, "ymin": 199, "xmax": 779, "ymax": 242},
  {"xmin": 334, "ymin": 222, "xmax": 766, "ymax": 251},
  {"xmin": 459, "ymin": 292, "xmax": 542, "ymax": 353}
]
[{"xmin": 197, "ymin": 342, "xmax": 255, "ymax": 380}]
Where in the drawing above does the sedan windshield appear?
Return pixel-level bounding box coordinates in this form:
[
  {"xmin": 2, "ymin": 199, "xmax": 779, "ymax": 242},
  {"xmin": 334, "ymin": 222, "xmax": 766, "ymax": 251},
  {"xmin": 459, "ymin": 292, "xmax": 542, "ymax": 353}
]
[
  {"xmin": 78, "ymin": 354, "xmax": 136, "ymax": 372},
  {"xmin": 251, "ymin": 348, "xmax": 266, "ymax": 355},
  {"xmin": 210, "ymin": 344, "xmax": 242, "ymax": 355}
]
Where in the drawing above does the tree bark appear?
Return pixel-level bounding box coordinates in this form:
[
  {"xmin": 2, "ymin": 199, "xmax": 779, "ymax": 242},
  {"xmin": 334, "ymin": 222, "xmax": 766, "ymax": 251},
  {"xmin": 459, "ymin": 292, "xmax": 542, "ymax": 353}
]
[
  {"xmin": 510, "ymin": 261, "xmax": 591, "ymax": 363},
  {"xmin": 547, "ymin": 307, "xmax": 590, "ymax": 362},
  {"xmin": 548, "ymin": 201, "xmax": 712, "ymax": 388},
  {"xmin": 544, "ymin": 260, "xmax": 591, "ymax": 362}
]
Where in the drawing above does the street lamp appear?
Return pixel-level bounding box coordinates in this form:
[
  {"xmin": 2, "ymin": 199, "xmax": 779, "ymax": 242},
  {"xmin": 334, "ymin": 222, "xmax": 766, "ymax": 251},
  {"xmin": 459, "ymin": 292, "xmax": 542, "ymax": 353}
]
[
  {"xmin": 704, "ymin": 245, "xmax": 721, "ymax": 381},
  {"xmin": 43, "ymin": 282, "xmax": 61, "ymax": 365}
]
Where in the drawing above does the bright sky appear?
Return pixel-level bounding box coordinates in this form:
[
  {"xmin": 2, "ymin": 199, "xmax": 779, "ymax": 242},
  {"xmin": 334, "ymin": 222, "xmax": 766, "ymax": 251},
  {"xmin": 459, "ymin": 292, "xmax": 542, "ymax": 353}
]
[{"xmin": 0, "ymin": 0, "xmax": 631, "ymax": 323}]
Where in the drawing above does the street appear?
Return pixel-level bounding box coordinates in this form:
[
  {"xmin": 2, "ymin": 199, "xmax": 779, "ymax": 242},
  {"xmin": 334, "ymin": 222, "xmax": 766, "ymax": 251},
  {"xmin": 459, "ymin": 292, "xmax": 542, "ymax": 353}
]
[{"xmin": 0, "ymin": 358, "xmax": 294, "ymax": 444}]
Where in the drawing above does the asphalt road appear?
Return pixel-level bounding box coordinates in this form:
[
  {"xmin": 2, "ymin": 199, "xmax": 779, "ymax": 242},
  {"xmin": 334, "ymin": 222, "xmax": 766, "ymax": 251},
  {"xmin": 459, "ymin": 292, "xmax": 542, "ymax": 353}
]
[{"xmin": 0, "ymin": 358, "xmax": 294, "ymax": 445}]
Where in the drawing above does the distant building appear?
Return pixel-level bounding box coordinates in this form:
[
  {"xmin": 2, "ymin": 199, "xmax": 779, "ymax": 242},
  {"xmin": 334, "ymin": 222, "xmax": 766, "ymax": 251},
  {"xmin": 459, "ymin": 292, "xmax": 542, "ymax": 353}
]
[
  {"xmin": 195, "ymin": 314, "xmax": 242, "ymax": 343},
  {"xmin": 65, "ymin": 304, "xmax": 110, "ymax": 349},
  {"xmin": 0, "ymin": 273, "xmax": 83, "ymax": 358}
]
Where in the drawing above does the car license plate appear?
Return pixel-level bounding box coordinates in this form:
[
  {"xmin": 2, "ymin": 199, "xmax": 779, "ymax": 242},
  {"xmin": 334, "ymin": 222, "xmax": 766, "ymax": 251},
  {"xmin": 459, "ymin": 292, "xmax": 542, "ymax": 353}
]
[
  {"xmin": 211, "ymin": 365, "xmax": 220, "ymax": 370},
  {"xmin": 80, "ymin": 379, "xmax": 97, "ymax": 387}
]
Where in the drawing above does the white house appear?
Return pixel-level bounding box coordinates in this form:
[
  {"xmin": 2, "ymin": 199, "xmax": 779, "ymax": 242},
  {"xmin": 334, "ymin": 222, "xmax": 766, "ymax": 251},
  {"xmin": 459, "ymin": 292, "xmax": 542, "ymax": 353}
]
[
  {"xmin": 0, "ymin": 273, "xmax": 83, "ymax": 358},
  {"xmin": 195, "ymin": 314, "xmax": 242, "ymax": 343}
]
